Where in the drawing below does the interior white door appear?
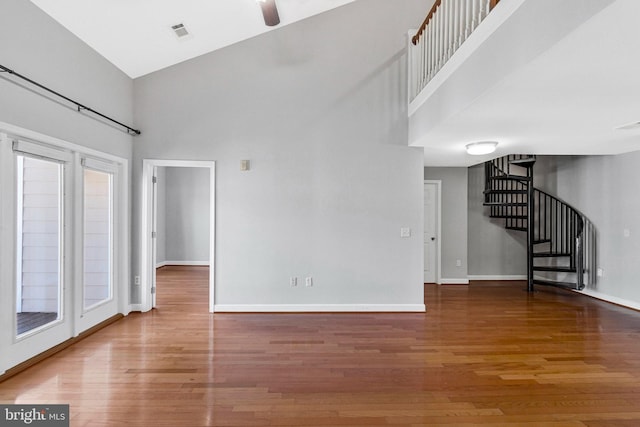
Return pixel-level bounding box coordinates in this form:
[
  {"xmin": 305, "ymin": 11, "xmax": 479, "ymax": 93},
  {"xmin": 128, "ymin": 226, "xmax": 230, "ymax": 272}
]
[{"xmin": 424, "ymin": 182, "xmax": 438, "ymax": 283}]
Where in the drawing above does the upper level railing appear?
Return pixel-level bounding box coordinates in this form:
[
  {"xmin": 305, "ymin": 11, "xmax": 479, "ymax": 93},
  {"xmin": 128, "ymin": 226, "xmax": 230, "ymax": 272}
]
[{"xmin": 408, "ymin": 0, "xmax": 500, "ymax": 102}]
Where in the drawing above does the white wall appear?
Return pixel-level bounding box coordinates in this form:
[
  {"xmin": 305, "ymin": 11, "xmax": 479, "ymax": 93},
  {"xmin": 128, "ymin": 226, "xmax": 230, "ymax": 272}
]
[
  {"xmin": 424, "ymin": 167, "xmax": 469, "ymax": 281},
  {"xmin": 164, "ymin": 167, "xmax": 210, "ymax": 264},
  {"xmin": 132, "ymin": 0, "xmax": 428, "ymax": 310}
]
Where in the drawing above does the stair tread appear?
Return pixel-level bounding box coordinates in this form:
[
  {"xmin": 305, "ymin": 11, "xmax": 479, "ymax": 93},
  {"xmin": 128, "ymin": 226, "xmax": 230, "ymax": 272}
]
[
  {"xmin": 533, "ymin": 279, "xmax": 577, "ymax": 289},
  {"xmin": 533, "ymin": 252, "xmax": 571, "ymax": 257},
  {"xmin": 505, "ymin": 226, "xmax": 527, "ymax": 231},
  {"xmin": 509, "ymin": 158, "xmax": 536, "ymax": 166},
  {"xmin": 533, "ymin": 266, "xmax": 576, "ymax": 272},
  {"xmin": 533, "ymin": 239, "xmax": 552, "ymax": 244},
  {"xmin": 484, "ymin": 189, "xmax": 528, "ymax": 194},
  {"xmin": 483, "ymin": 202, "xmax": 527, "ymax": 207},
  {"xmin": 489, "ymin": 175, "xmax": 532, "ymax": 181},
  {"xmin": 490, "ymin": 215, "xmax": 527, "ymax": 219}
]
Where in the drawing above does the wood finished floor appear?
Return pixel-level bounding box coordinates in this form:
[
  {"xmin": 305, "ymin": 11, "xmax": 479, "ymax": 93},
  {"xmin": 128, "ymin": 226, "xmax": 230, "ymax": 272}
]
[{"xmin": 2, "ymin": 266, "xmax": 640, "ymax": 426}]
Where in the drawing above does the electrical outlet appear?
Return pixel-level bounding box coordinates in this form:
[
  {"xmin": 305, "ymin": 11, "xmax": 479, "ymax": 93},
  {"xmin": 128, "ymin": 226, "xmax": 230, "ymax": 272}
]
[
  {"xmin": 456, "ymin": 259, "xmax": 462, "ymax": 267},
  {"xmin": 305, "ymin": 277, "xmax": 313, "ymax": 287},
  {"xmin": 134, "ymin": 276, "xmax": 140, "ymax": 285},
  {"xmin": 597, "ymin": 268, "xmax": 604, "ymax": 277},
  {"xmin": 290, "ymin": 277, "xmax": 297, "ymax": 287},
  {"xmin": 400, "ymin": 227, "xmax": 411, "ymax": 238}
]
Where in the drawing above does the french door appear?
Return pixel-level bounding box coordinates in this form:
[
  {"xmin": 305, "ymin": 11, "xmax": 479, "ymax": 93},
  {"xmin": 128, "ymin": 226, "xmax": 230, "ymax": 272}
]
[
  {"xmin": 8, "ymin": 140, "xmax": 74, "ymax": 369},
  {"xmin": 75, "ymin": 157, "xmax": 119, "ymax": 333},
  {"xmin": 0, "ymin": 130, "xmax": 126, "ymax": 374}
]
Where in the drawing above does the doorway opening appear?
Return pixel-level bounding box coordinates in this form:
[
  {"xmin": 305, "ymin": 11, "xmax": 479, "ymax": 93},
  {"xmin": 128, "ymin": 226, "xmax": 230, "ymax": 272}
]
[
  {"xmin": 141, "ymin": 160, "xmax": 215, "ymax": 313},
  {"xmin": 155, "ymin": 266, "xmax": 209, "ymax": 313}
]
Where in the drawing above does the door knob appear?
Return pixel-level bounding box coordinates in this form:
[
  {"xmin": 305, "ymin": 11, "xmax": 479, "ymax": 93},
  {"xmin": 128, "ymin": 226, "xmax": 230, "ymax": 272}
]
[{"xmin": 431, "ymin": 237, "xmax": 436, "ymax": 241}]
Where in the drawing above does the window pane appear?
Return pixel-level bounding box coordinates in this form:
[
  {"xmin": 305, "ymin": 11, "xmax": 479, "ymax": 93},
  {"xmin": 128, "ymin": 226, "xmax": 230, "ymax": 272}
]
[
  {"xmin": 83, "ymin": 169, "xmax": 112, "ymax": 309},
  {"xmin": 16, "ymin": 156, "xmax": 62, "ymax": 336}
]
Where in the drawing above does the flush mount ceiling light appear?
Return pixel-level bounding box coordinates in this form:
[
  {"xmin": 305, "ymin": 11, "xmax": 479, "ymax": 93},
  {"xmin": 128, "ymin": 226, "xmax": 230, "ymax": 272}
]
[
  {"xmin": 466, "ymin": 141, "xmax": 498, "ymax": 155},
  {"xmin": 256, "ymin": 0, "xmax": 280, "ymax": 27}
]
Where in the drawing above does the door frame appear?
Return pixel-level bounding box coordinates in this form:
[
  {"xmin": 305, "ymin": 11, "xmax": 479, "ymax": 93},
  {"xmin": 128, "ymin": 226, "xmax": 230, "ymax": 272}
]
[
  {"xmin": 141, "ymin": 159, "xmax": 216, "ymax": 313},
  {"xmin": 424, "ymin": 180, "xmax": 442, "ymax": 285}
]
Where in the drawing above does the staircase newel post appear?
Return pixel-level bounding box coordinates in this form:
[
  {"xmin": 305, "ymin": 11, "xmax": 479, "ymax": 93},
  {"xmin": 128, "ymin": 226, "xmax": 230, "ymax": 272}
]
[{"xmin": 527, "ymin": 165, "xmax": 535, "ymax": 292}]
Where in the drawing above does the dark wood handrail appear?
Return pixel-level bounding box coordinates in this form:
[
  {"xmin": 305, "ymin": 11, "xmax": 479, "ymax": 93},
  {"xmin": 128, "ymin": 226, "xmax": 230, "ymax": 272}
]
[
  {"xmin": 411, "ymin": 0, "xmax": 442, "ymax": 45},
  {"xmin": 411, "ymin": 0, "xmax": 501, "ymax": 46}
]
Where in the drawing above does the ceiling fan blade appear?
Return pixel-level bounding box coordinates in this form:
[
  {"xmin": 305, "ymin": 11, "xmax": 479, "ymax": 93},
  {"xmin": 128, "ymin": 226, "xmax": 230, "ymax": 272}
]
[{"xmin": 259, "ymin": 0, "xmax": 280, "ymax": 26}]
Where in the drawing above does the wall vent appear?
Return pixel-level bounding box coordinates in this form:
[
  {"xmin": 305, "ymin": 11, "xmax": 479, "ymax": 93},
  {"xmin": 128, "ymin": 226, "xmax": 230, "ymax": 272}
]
[{"xmin": 171, "ymin": 23, "xmax": 189, "ymax": 38}]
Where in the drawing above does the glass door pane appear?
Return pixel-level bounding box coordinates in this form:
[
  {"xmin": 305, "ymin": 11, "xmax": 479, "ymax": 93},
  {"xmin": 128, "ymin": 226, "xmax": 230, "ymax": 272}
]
[
  {"xmin": 83, "ymin": 169, "xmax": 113, "ymax": 310},
  {"xmin": 16, "ymin": 155, "xmax": 63, "ymax": 336}
]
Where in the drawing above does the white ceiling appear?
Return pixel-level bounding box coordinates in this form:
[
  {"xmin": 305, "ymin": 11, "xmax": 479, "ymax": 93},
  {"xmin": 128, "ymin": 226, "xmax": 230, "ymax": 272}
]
[
  {"xmin": 29, "ymin": 0, "xmax": 356, "ymax": 78},
  {"xmin": 410, "ymin": 0, "xmax": 640, "ymax": 166}
]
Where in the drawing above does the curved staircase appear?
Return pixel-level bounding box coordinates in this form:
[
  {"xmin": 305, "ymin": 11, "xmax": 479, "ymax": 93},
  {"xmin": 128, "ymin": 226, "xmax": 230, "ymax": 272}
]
[{"xmin": 484, "ymin": 155, "xmax": 592, "ymax": 291}]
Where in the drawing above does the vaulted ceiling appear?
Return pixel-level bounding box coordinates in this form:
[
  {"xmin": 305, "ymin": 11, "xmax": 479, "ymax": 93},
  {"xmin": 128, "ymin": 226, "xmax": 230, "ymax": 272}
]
[
  {"xmin": 30, "ymin": 0, "xmax": 356, "ymax": 78},
  {"xmin": 29, "ymin": 0, "xmax": 640, "ymax": 166}
]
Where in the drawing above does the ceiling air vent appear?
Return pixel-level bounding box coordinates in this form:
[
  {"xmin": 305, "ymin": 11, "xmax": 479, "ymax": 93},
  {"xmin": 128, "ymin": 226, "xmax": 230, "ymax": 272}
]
[{"xmin": 171, "ymin": 23, "xmax": 189, "ymax": 38}]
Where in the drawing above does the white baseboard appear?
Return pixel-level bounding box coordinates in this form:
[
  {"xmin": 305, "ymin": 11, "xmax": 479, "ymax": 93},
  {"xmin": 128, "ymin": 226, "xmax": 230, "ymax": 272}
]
[
  {"xmin": 156, "ymin": 260, "xmax": 209, "ymax": 268},
  {"xmin": 439, "ymin": 278, "xmax": 470, "ymax": 285},
  {"xmin": 467, "ymin": 275, "xmax": 527, "ymax": 281},
  {"xmin": 577, "ymin": 289, "xmax": 640, "ymax": 312},
  {"xmin": 214, "ymin": 304, "xmax": 426, "ymax": 313}
]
